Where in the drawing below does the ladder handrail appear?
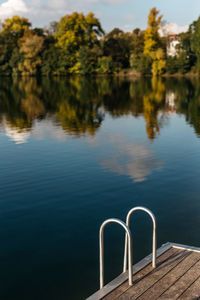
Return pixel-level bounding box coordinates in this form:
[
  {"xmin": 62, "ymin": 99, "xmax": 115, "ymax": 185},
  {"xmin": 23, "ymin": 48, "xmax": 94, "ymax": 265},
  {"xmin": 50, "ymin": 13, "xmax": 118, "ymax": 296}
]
[
  {"xmin": 99, "ymin": 218, "xmax": 133, "ymax": 289},
  {"xmin": 123, "ymin": 206, "xmax": 157, "ymax": 272}
]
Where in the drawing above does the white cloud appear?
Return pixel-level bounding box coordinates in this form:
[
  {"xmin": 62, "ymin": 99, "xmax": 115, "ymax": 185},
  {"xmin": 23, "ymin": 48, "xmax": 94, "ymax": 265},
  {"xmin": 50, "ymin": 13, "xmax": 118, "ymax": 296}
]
[
  {"xmin": 0, "ymin": 0, "xmax": 28, "ymax": 18},
  {"xmin": 0, "ymin": 0, "xmax": 129, "ymax": 26},
  {"xmin": 159, "ymin": 22, "xmax": 189, "ymax": 36},
  {"xmin": 0, "ymin": 0, "xmax": 77, "ymax": 26},
  {"xmin": 0, "ymin": 0, "xmax": 189, "ymax": 35},
  {"xmin": 86, "ymin": 0, "xmax": 127, "ymax": 4}
]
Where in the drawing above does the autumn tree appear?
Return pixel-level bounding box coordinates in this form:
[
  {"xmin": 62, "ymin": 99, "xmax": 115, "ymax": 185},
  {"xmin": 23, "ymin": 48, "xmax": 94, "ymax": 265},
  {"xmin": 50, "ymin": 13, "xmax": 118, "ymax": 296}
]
[
  {"xmin": 55, "ymin": 12, "xmax": 104, "ymax": 73},
  {"xmin": 18, "ymin": 31, "xmax": 44, "ymax": 75},
  {"xmin": 0, "ymin": 16, "xmax": 31, "ymax": 75},
  {"xmin": 144, "ymin": 8, "xmax": 166, "ymax": 75},
  {"xmin": 1, "ymin": 16, "xmax": 31, "ymax": 38}
]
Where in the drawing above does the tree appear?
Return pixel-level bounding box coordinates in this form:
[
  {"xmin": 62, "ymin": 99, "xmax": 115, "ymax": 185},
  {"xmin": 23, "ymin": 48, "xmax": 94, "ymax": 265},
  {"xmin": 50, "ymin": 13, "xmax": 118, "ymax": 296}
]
[
  {"xmin": 144, "ymin": 8, "xmax": 166, "ymax": 75},
  {"xmin": 1, "ymin": 16, "xmax": 31, "ymax": 39},
  {"xmin": 18, "ymin": 31, "xmax": 44, "ymax": 75},
  {"xmin": 144, "ymin": 8, "xmax": 162, "ymax": 55},
  {"xmin": 97, "ymin": 56, "xmax": 113, "ymax": 73},
  {"xmin": 55, "ymin": 12, "xmax": 104, "ymax": 71},
  {"xmin": 130, "ymin": 53, "xmax": 152, "ymax": 74},
  {"xmin": 0, "ymin": 16, "xmax": 31, "ymax": 75},
  {"xmin": 151, "ymin": 48, "xmax": 166, "ymax": 76},
  {"xmin": 103, "ymin": 28, "xmax": 130, "ymax": 69},
  {"xmin": 70, "ymin": 45, "xmax": 101, "ymax": 74},
  {"xmin": 191, "ymin": 17, "xmax": 200, "ymax": 72},
  {"xmin": 41, "ymin": 36, "xmax": 60, "ymax": 75},
  {"xmin": 166, "ymin": 56, "xmax": 178, "ymax": 74},
  {"xmin": 129, "ymin": 28, "xmax": 144, "ymax": 56}
]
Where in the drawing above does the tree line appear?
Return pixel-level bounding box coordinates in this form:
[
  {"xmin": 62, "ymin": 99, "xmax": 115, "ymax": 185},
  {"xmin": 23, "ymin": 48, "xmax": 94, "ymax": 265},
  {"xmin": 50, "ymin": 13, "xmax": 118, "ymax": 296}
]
[{"xmin": 0, "ymin": 8, "xmax": 200, "ymax": 76}]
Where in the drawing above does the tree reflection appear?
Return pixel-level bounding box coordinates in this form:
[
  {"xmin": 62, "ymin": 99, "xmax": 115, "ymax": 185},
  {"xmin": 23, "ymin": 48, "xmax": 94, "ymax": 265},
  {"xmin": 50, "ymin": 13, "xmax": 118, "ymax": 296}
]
[
  {"xmin": 0, "ymin": 76, "xmax": 200, "ymax": 139},
  {"xmin": 21, "ymin": 78, "xmax": 45, "ymax": 121},
  {"xmin": 143, "ymin": 77, "xmax": 165, "ymax": 139},
  {"xmin": 54, "ymin": 77, "xmax": 104, "ymax": 136}
]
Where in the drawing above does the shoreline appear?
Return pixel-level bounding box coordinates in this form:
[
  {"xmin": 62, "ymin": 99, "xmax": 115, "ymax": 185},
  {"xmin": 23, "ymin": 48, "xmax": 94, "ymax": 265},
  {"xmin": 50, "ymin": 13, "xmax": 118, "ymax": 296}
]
[{"xmin": 0, "ymin": 71, "xmax": 199, "ymax": 78}]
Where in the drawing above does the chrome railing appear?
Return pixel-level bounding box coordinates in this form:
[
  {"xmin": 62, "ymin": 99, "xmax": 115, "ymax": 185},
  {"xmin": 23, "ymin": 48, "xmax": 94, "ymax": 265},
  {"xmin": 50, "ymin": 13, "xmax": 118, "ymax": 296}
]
[
  {"xmin": 123, "ymin": 206, "xmax": 157, "ymax": 272},
  {"xmin": 99, "ymin": 218, "xmax": 133, "ymax": 289}
]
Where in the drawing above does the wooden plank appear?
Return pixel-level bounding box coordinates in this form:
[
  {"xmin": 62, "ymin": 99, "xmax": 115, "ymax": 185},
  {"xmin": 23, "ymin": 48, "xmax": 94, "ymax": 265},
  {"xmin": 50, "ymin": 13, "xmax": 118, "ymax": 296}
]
[
  {"xmin": 87, "ymin": 243, "xmax": 200, "ymax": 300},
  {"xmin": 158, "ymin": 258, "xmax": 200, "ymax": 299},
  {"xmin": 86, "ymin": 242, "xmax": 173, "ymax": 300},
  {"xmin": 138, "ymin": 251, "xmax": 200, "ymax": 300},
  {"xmin": 177, "ymin": 275, "xmax": 200, "ymax": 299},
  {"xmin": 103, "ymin": 247, "xmax": 179, "ymax": 300},
  {"xmin": 172, "ymin": 243, "xmax": 200, "ymax": 253},
  {"xmin": 118, "ymin": 249, "xmax": 189, "ymax": 300}
]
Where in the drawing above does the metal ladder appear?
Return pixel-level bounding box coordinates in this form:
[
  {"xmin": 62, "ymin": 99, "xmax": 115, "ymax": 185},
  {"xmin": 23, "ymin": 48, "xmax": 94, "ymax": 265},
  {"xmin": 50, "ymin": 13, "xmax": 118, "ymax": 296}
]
[{"xmin": 99, "ymin": 206, "xmax": 157, "ymax": 289}]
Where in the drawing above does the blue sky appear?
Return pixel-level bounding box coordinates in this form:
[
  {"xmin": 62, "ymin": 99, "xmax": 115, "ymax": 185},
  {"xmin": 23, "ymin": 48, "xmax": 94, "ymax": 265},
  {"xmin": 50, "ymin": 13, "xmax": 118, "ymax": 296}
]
[
  {"xmin": 89, "ymin": 0, "xmax": 200, "ymax": 30},
  {"xmin": 0, "ymin": 0, "xmax": 199, "ymax": 32}
]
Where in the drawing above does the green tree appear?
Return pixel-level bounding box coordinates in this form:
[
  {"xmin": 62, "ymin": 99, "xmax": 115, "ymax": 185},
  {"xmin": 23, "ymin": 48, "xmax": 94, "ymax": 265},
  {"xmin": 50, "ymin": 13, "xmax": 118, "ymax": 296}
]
[
  {"xmin": 130, "ymin": 28, "xmax": 144, "ymax": 56},
  {"xmin": 130, "ymin": 53, "xmax": 152, "ymax": 75},
  {"xmin": 103, "ymin": 28, "xmax": 131, "ymax": 69},
  {"xmin": 166, "ymin": 56, "xmax": 178, "ymax": 74},
  {"xmin": 70, "ymin": 45, "xmax": 101, "ymax": 74},
  {"xmin": 97, "ymin": 56, "xmax": 113, "ymax": 73},
  {"xmin": 191, "ymin": 17, "xmax": 200, "ymax": 72},
  {"xmin": 41, "ymin": 35, "xmax": 61, "ymax": 76},
  {"xmin": 179, "ymin": 32, "xmax": 195, "ymax": 69}
]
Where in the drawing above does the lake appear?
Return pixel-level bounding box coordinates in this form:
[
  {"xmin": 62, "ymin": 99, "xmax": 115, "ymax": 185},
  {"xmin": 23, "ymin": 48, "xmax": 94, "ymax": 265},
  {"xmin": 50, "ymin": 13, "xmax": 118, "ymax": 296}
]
[{"xmin": 0, "ymin": 76, "xmax": 200, "ymax": 300}]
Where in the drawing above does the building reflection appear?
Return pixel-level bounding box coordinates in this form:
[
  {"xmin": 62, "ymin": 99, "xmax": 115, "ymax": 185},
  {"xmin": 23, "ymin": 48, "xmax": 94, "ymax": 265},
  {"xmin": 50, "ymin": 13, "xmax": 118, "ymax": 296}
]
[{"xmin": 166, "ymin": 91, "xmax": 176, "ymax": 113}]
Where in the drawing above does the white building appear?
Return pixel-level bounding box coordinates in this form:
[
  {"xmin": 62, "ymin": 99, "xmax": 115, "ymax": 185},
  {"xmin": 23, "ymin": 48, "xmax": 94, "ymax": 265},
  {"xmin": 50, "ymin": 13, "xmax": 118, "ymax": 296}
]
[{"xmin": 167, "ymin": 34, "xmax": 180, "ymax": 57}]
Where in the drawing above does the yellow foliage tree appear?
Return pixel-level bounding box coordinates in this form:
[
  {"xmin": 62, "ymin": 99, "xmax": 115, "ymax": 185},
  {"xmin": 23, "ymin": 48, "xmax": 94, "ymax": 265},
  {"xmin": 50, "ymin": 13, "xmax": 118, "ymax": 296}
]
[
  {"xmin": 144, "ymin": 8, "xmax": 162, "ymax": 55},
  {"xmin": 152, "ymin": 48, "xmax": 166, "ymax": 76},
  {"xmin": 18, "ymin": 31, "xmax": 44, "ymax": 75},
  {"xmin": 2, "ymin": 16, "xmax": 31, "ymax": 37},
  {"xmin": 56, "ymin": 12, "xmax": 103, "ymax": 51},
  {"xmin": 55, "ymin": 12, "xmax": 104, "ymax": 69},
  {"xmin": 144, "ymin": 8, "xmax": 166, "ymax": 76}
]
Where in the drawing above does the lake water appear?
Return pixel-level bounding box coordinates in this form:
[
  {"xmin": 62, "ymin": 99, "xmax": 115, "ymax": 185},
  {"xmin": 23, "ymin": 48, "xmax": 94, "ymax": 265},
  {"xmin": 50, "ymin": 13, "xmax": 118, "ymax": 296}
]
[{"xmin": 0, "ymin": 76, "xmax": 200, "ymax": 300}]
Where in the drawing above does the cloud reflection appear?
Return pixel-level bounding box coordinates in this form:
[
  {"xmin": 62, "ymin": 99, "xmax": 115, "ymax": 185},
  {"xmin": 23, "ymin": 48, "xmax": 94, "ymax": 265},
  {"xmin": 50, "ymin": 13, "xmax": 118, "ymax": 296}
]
[
  {"xmin": 0, "ymin": 117, "xmax": 69, "ymax": 144},
  {"xmin": 100, "ymin": 138, "xmax": 162, "ymax": 182},
  {"xmin": 2, "ymin": 118, "xmax": 30, "ymax": 144},
  {"xmin": 32, "ymin": 118, "xmax": 69, "ymax": 142}
]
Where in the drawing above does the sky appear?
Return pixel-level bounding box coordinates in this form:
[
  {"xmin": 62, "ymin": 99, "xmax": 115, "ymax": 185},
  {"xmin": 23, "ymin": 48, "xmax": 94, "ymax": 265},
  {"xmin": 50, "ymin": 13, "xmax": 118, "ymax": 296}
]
[{"xmin": 0, "ymin": 0, "xmax": 199, "ymax": 33}]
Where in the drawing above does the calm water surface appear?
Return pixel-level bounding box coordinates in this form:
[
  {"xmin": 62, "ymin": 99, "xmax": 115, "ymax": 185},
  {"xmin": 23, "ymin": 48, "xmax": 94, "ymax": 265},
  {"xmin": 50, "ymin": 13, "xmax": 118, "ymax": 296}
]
[{"xmin": 0, "ymin": 77, "xmax": 200, "ymax": 299}]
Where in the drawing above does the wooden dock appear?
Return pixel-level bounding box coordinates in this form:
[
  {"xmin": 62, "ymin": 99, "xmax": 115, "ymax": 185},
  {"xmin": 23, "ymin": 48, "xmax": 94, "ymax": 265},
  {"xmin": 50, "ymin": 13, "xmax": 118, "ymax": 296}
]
[{"xmin": 87, "ymin": 242, "xmax": 200, "ymax": 300}]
